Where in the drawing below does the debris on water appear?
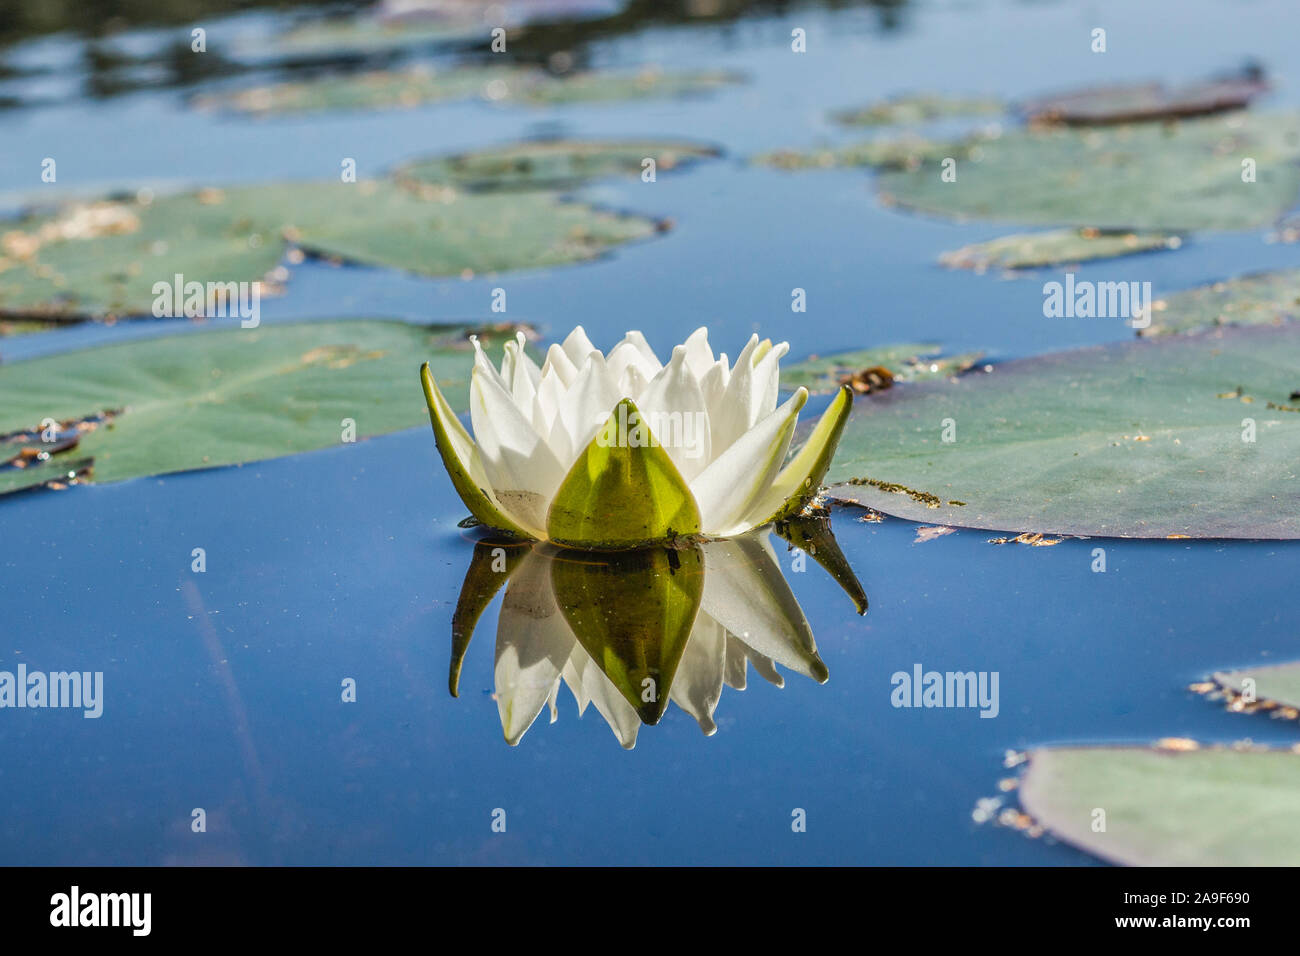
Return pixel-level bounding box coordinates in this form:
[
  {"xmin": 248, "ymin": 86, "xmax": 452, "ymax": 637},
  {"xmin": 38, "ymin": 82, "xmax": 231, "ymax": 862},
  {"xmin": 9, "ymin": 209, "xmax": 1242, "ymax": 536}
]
[
  {"xmin": 987, "ymin": 532, "xmax": 1063, "ymax": 546},
  {"xmin": 914, "ymin": 525, "xmax": 956, "ymax": 543}
]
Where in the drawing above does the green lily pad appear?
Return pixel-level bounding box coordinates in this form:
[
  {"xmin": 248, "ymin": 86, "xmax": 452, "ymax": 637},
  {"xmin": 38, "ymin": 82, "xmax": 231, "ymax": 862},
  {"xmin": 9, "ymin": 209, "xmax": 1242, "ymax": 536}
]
[
  {"xmin": 0, "ymin": 320, "xmax": 522, "ymax": 494},
  {"xmin": 1017, "ymin": 745, "xmax": 1300, "ymax": 866},
  {"xmin": 875, "ymin": 112, "xmax": 1300, "ymax": 231},
  {"xmin": 939, "ymin": 228, "xmax": 1181, "ymax": 272},
  {"xmin": 251, "ymin": 1, "xmax": 620, "ymax": 60},
  {"xmin": 1213, "ymin": 661, "xmax": 1300, "ymax": 710},
  {"xmin": 0, "ymin": 194, "xmax": 286, "ymax": 320},
  {"xmin": 828, "ymin": 322, "xmax": 1300, "ymax": 539},
  {"xmin": 1145, "ymin": 268, "xmax": 1300, "ymax": 337},
  {"xmin": 396, "ymin": 139, "xmax": 720, "ymax": 191},
  {"xmin": 834, "ymin": 93, "xmax": 1004, "ymax": 127},
  {"xmin": 269, "ymin": 180, "xmax": 658, "ymax": 277},
  {"xmin": 196, "ymin": 65, "xmax": 740, "ymax": 116},
  {"xmin": 783, "ymin": 344, "xmax": 983, "ymax": 394},
  {"xmin": 754, "ymin": 134, "xmax": 970, "ymax": 172},
  {"xmin": 0, "ymin": 183, "xmax": 657, "ymax": 319}
]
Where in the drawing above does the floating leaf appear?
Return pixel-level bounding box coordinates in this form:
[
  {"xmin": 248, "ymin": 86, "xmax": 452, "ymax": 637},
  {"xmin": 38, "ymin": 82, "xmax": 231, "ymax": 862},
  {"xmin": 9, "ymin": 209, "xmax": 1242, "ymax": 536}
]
[
  {"xmin": 249, "ymin": 1, "xmax": 622, "ymax": 60},
  {"xmin": 0, "ymin": 320, "xmax": 523, "ymax": 493},
  {"xmin": 396, "ymin": 139, "xmax": 719, "ymax": 191},
  {"xmin": 1145, "ymin": 268, "xmax": 1300, "ymax": 337},
  {"xmin": 875, "ymin": 112, "xmax": 1300, "ymax": 231},
  {"xmin": 1213, "ymin": 661, "xmax": 1300, "ymax": 711},
  {"xmin": 754, "ymin": 135, "xmax": 966, "ymax": 172},
  {"xmin": 834, "ymin": 93, "xmax": 1004, "ymax": 127},
  {"xmin": 783, "ymin": 344, "xmax": 983, "ymax": 394},
  {"xmin": 939, "ymin": 228, "xmax": 1181, "ymax": 272},
  {"xmin": 1020, "ymin": 71, "xmax": 1269, "ymax": 126},
  {"xmin": 0, "ymin": 183, "xmax": 657, "ymax": 318},
  {"xmin": 1017, "ymin": 746, "xmax": 1300, "ymax": 866},
  {"xmin": 196, "ymin": 65, "xmax": 740, "ymax": 115},
  {"xmin": 268, "ymin": 181, "xmax": 658, "ymax": 278},
  {"xmin": 0, "ymin": 194, "xmax": 285, "ymax": 320},
  {"xmin": 828, "ymin": 322, "xmax": 1300, "ymax": 539}
]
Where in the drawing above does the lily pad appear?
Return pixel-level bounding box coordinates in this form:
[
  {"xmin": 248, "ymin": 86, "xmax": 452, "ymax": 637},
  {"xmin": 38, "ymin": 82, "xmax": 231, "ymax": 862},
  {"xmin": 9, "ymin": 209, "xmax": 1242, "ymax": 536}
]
[
  {"xmin": 828, "ymin": 322, "xmax": 1300, "ymax": 539},
  {"xmin": 267, "ymin": 180, "xmax": 658, "ymax": 277},
  {"xmin": 0, "ymin": 183, "xmax": 657, "ymax": 319},
  {"xmin": 834, "ymin": 93, "xmax": 1004, "ymax": 127},
  {"xmin": 196, "ymin": 65, "xmax": 740, "ymax": 116},
  {"xmin": 252, "ymin": 1, "xmax": 622, "ymax": 60},
  {"xmin": 1145, "ymin": 268, "xmax": 1300, "ymax": 337},
  {"xmin": 1017, "ymin": 745, "xmax": 1300, "ymax": 866},
  {"xmin": 1213, "ymin": 660, "xmax": 1300, "ymax": 710},
  {"xmin": 754, "ymin": 134, "xmax": 972, "ymax": 172},
  {"xmin": 783, "ymin": 343, "xmax": 983, "ymax": 394},
  {"xmin": 396, "ymin": 139, "xmax": 719, "ymax": 191},
  {"xmin": 0, "ymin": 320, "xmax": 521, "ymax": 493},
  {"xmin": 1021, "ymin": 72, "xmax": 1269, "ymax": 126},
  {"xmin": 939, "ymin": 228, "xmax": 1181, "ymax": 272},
  {"xmin": 0, "ymin": 194, "xmax": 286, "ymax": 320},
  {"xmin": 875, "ymin": 112, "xmax": 1300, "ymax": 231}
]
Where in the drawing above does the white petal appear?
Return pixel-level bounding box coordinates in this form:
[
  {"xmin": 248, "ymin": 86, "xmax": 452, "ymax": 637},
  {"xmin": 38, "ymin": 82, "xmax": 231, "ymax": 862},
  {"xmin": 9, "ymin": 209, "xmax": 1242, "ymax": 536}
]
[
  {"xmin": 606, "ymin": 341, "xmax": 661, "ymax": 396},
  {"xmin": 709, "ymin": 335, "xmax": 761, "ymax": 455},
  {"xmin": 561, "ymin": 326, "xmax": 597, "ymax": 367},
  {"xmin": 470, "ymin": 367, "xmax": 566, "ymax": 533},
  {"xmin": 614, "ymin": 330, "xmax": 663, "ymax": 372},
  {"xmin": 555, "ymin": 350, "xmax": 621, "ymax": 467},
  {"xmin": 691, "ymin": 388, "xmax": 807, "ymax": 536},
  {"xmin": 471, "ymin": 335, "xmax": 508, "ymax": 391},
  {"xmin": 681, "ymin": 327, "xmax": 716, "ymax": 379},
  {"xmin": 541, "ymin": 343, "xmax": 578, "ymax": 389},
  {"xmin": 637, "ymin": 345, "xmax": 713, "ymax": 482}
]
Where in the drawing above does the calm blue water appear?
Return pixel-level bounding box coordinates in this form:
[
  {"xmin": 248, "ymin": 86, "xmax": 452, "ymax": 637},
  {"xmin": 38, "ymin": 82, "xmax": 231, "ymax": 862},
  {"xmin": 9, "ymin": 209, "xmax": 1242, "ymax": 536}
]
[{"xmin": 1, "ymin": 0, "xmax": 1298, "ymax": 864}]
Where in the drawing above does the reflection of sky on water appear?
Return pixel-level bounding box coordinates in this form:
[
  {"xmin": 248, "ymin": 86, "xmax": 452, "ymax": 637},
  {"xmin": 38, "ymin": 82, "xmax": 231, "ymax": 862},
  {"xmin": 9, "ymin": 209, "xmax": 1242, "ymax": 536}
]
[{"xmin": 2, "ymin": 0, "xmax": 1300, "ymax": 863}]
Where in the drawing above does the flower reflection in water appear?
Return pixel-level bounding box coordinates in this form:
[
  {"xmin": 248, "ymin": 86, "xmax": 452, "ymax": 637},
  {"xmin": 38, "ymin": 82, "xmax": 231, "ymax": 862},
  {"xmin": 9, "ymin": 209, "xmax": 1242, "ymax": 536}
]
[{"xmin": 448, "ymin": 516, "xmax": 867, "ymax": 748}]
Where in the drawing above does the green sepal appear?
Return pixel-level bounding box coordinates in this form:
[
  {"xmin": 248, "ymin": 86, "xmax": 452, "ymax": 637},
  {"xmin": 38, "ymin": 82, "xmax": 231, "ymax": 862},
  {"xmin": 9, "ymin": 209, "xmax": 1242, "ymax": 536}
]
[
  {"xmin": 420, "ymin": 361, "xmax": 532, "ymax": 539},
  {"xmin": 545, "ymin": 398, "xmax": 702, "ymax": 550},
  {"xmin": 762, "ymin": 384, "xmax": 853, "ymax": 525}
]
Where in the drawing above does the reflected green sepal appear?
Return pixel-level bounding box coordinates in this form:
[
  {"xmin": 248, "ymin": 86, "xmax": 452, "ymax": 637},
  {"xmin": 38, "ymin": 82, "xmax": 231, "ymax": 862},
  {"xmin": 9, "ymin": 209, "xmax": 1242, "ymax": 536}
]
[
  {"xmin": 551, "ymin": 546, "xmax": 705, "ymax": 724},
  {"xmin": 546, "ymin": 398, "xmax": 702, "ymax": 550},
  {"xmin": 449, "ymin": 538, "xmax": 531, "ymax": 696},
  {"xmin": 774, "ymin": 514, "xmax": 868, "ymax": 615}
]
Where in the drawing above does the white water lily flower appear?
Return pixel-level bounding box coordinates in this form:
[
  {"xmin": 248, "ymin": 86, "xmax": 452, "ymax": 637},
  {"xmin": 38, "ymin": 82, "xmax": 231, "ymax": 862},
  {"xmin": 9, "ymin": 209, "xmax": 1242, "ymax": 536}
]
[{"xmin": 421, "ymin": 326, "xmax": 852, "ymax": 549}]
